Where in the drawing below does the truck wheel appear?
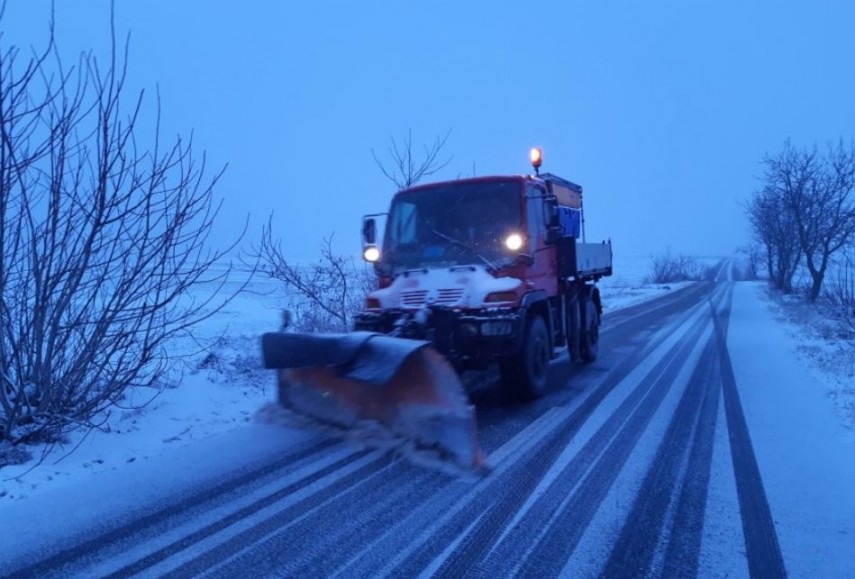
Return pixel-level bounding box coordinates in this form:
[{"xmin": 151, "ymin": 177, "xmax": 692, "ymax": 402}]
[
  {"xmin": 580, "ymin": 298, "xmax": 599, "ymax": 363},
  {"xmin": 500, "ymin": 315, "xmax": 550, "ymax": 401}
]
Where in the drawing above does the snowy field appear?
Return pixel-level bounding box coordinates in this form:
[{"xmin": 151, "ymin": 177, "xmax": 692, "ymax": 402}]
[{"xmin": 2, "ymin": 252, "xmax": 850, "ymax": 507}]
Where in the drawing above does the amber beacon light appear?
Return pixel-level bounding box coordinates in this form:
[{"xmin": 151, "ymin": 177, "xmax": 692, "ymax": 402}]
[{"xmin": 529, "ymin": 147, "xmax": 543, "ymax": 175}]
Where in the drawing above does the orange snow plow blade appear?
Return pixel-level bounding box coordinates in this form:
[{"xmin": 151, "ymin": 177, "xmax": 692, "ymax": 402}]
[{"xmin": 261, "ymin": 332, "xmax": 485, "ymax": 471}]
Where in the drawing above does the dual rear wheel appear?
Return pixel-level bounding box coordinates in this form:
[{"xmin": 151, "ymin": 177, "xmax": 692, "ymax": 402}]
[{"xmin": 500, "ymin": 290, "xmax": 600, "ymax": 401}]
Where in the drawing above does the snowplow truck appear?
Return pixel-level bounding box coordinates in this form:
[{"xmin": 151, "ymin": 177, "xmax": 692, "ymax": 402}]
[{"xmin": 262, "ymin": 149, "xmax": 612, "ymax": 470}]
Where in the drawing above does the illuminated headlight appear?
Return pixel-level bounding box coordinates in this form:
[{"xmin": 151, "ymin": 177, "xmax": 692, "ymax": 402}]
[
  {"xmin": 504, "ymin": 233, "xmax": 523, "ymax": 251},
  {"xmin": 363, "ymin": 246, "xmax": 380, "ymax": 262},
  {"xmin": 481, "ymin": 320, "xmax": 513, "ymax": 336}
]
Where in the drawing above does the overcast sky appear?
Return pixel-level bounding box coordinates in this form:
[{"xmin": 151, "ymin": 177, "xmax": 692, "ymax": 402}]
[{"xmin": 5, "ymin": 1, "xmax": 854, "ymax": 263}]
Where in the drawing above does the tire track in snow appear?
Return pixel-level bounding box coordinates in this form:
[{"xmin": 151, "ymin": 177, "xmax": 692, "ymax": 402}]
[
  {"xmin": 5, "ymin": 438, "xmax": 338, "ymax": 579},
  {"xmin": 501, "ymin": 297, "xmax": 716, "ymax": 578},
  {"xmin": 712, "ymin": 285, "xmax": 787, "ymax": 579},
  {"xmin": 658, "ymin": 296, "xmax": 726, "ymax": 577},
  {"xmin": 603, "ymin": 282, "xmax": 712, "ymax": 337},
  {"xmin": 101, "ymin": 447, "xmax": 373, "ymax": 578},
  {"xmin": 600, "ymin": 326, "xmax": 720, "ymax": 577},
  {"xmin": 203, "ymin": 462, "xmax": 439, "ymax": 578},
  {"xmin": 660, "ymin": 365, "xmax": 721, "ymax": 578},
  {"xmin": 329, "ymin": 407, "xmax": 573, "ymax": 577},
  {"xmin": 157, "ymin": 452, "xmax": 411, "ymax": 578},
  {"xmin": 384, "ymin": 287, "xmax": 714, "ymax": 577}
]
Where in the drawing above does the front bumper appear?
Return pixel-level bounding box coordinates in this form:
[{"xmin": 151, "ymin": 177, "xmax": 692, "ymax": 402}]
[{"xmin": 353, "ymin": 306, "xmax": 524, "ymax": 370}]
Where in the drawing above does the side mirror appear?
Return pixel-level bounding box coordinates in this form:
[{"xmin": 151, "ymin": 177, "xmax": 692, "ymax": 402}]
[
  {"xmin": 544, "ymin": 196, "xmax": 560, "ymax": 227},
  {"xmin": 362, "ymin": 217, "xmax": 376, "ymax": 245}
]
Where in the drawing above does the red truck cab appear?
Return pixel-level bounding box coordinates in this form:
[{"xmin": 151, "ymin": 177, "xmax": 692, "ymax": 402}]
[{"xmin": 356, "ymin": 157, "xmax": 612, "ymax": 400}]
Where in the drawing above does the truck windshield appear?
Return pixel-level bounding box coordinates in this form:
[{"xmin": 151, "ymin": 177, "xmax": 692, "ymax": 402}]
[{"xmin": 381, "ymin": 180, "xmax": 523, "ymax": 273}]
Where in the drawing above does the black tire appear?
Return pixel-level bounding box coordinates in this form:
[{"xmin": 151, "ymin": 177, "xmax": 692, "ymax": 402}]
[
  {"xmin": 500, "ymin": 315, "xmax": 550, "ymax": 401},
  {"xmin": 580, "ymin": 297, "xmax": 599, "ymax": 363}
]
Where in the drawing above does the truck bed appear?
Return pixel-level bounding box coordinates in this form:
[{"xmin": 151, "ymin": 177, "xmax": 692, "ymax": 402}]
[{"xmin": 557, "ymin": 238, "xmax": 613, "ymax": 281}]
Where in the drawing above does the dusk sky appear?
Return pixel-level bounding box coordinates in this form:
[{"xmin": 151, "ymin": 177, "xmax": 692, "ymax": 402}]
[{"xmin": 5, "ymin": 1, "xmax": 854, "ymax": 263}]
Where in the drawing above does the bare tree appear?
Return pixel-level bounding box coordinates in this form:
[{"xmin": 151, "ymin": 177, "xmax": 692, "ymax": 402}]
[
  {"xmin": 746, "ymin": 186, "xmax": 802, "ymax": 293},
  {"xmin": 738, "ymin": 243, "xmax": 763, "ymax": 280},
  {"xmin": 761, "ymin": 141, "xmax": 855, "ymax": 302},
  {"xmin": 252, "ymin": 220, "xmax": 374, "ymax": 333},
  {"xmin": 0, "ymin": 7, "xmax": 241, "ymax": 444},
  {"xmin": 371, "ymin": 129, "xmax": 453, "ymax": 190}
]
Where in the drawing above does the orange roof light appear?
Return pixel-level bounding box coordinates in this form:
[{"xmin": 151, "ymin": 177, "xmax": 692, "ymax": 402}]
[{"xmin": 529, "ymin": 147, "xmax": 543, "ymax": 174}]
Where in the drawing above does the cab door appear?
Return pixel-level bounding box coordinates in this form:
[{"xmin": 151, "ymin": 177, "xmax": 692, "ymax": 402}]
[{"xmin": 524, "ymin": 183, "xmax": 558, "ymax": 295}]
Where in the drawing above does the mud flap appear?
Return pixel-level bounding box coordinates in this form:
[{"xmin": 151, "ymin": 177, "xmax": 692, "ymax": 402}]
[{"xmin": 261, "ymin": 332, "xmax": 485, "ymax": 472}]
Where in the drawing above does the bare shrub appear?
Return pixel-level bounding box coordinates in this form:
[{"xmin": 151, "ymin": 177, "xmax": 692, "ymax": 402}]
[
  {"xmin": 644, "ymin": 250, "xmax": 708, "ymax": 284},
  {"xmin": 195, "ymin": 335, "xmax": 268, "ymax": 390},
  {"xmin": 252, "ymin": 222, "xmax": 374, "ymax": 333},
  {"xmin": 0, "ymin": 8, "xmax": 241, "ymax": 444}
]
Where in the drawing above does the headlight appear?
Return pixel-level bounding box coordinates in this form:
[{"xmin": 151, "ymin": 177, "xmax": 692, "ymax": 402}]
[
  {"xmin": 504, "ymin": 233, "xmax": 523, "ymax": 251},
  {"xmin": 363, "ymin": 246, "xmax": 380, "ymax": 262}
]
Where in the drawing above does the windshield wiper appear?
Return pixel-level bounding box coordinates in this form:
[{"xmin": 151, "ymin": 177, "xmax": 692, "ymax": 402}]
[{"xmin": 430, "ymin": 229, "xmax": 496, "ymax": 271}]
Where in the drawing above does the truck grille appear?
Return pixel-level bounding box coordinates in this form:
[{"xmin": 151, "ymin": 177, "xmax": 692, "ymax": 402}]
[
  {"xmin": 401, "ymin": 288, "xmax": 464, "ymax": 308},
  {"xmin": 401, "ymin": 291, "xmax": 428, "ymax": 307}
]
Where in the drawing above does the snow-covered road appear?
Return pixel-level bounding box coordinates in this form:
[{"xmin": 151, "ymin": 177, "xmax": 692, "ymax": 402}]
[{"xmin": 2, "ymin": 278, "xmax": 853, "ymax": 578}]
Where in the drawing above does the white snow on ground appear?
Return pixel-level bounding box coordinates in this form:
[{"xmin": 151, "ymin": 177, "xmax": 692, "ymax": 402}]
[
  {"xmin": 727, "ymin": 282, "xmax": 855, "ymax": 578},
  {"xmin": 0, "ymin": 285, "xmax": 282, "ymax": 502}
]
